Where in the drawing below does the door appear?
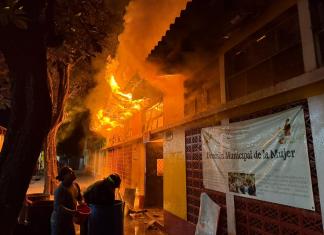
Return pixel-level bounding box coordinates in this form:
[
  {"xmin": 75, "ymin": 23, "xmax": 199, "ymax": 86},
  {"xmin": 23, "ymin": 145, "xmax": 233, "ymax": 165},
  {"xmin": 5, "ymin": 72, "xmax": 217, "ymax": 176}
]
[{"xmin": 145, "ymin": 142, "xmax": 163, "ymax": 208}]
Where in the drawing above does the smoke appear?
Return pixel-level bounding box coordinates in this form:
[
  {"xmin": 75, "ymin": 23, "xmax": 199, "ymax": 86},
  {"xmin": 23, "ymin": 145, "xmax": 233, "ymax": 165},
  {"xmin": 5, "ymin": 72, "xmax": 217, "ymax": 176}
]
[
  {"xmin": 86, "ymin": 0, "xmax": 190, "ymax": 134},
  {"xmin": 115, "ymin": 0, "xmax": 189, "ymax": 83}
]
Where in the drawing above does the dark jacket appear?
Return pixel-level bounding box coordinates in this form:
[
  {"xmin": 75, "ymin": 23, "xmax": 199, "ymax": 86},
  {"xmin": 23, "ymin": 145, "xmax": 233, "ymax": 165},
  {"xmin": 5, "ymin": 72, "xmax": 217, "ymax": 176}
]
[{"xmin": 83, "ymin": 178, "xmax": 115, "ymax": 206}]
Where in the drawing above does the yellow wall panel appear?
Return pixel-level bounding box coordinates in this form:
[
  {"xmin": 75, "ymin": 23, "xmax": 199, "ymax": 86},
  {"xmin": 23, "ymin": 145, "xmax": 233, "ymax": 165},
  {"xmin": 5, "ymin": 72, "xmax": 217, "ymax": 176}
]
[
  {"xmin": 163, "ymin": 127, "xmax": 187, "ymax": 220},
  {"xmin": 164, "ymin": 152, "xmax": 187, "ymax": 220}
]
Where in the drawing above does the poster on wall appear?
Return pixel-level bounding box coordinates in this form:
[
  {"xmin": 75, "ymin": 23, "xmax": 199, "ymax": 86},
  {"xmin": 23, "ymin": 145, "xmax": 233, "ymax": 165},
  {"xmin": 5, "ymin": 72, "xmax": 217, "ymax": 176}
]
[{"xmin": 202, "ymin": 106, "xmax": 315, "ymax": 211}]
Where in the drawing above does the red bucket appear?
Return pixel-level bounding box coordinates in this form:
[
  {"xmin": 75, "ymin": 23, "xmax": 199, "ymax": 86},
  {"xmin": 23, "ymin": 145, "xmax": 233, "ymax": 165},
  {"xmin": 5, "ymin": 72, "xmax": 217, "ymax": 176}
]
[{"xmin": 74, "ymin": 204, "xmax": 91, "ymax": 225}]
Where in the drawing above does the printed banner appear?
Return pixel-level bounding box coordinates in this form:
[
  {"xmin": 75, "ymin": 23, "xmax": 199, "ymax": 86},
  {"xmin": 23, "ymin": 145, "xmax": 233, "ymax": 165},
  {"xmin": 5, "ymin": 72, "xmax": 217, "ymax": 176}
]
[{"xmin": 202, "ymin": 106, "xmax": 315, "ymax": 210}]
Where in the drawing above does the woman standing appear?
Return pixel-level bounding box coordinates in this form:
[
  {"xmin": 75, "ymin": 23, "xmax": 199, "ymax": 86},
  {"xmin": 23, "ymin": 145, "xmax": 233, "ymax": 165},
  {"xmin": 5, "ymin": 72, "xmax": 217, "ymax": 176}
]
[{"xmin": 51, "ymin": 167, "xmax": 82, "ymax": 235}]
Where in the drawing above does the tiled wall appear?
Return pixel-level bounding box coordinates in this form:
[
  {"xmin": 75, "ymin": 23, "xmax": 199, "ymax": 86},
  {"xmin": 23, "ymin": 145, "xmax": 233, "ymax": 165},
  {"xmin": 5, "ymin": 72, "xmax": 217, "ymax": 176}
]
[{"xmin": 184, "ymin": 100, "xmax": 324, "ymax": 235}]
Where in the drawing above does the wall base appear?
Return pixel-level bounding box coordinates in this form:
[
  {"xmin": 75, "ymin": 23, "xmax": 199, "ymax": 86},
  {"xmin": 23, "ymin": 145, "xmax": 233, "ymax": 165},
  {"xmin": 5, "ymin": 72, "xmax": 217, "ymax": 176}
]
[{"xmin": 164, "ymin": 210, "xmax": 195, "ymax": 235}]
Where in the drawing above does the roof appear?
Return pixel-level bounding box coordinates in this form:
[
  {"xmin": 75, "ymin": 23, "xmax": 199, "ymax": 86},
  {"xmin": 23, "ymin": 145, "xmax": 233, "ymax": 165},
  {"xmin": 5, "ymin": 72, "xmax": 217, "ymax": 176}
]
[{"xmin": 147, "ymin": 0, "xmax": 274, "ymax": 73}]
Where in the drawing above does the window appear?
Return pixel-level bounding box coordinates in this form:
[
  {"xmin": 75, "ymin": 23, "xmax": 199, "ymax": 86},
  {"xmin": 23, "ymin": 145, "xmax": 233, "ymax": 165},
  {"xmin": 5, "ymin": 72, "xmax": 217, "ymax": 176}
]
[
  {"xmin": 225, "ymin": 6, "xmax": 304, "ymax": 101},
  {"xmin": 310, "ymin": 0, "xmax": 324, "ymax": 66},
  {"xmin": 184, "ymin": 60, "xmax": 221, "ymax": 116}
]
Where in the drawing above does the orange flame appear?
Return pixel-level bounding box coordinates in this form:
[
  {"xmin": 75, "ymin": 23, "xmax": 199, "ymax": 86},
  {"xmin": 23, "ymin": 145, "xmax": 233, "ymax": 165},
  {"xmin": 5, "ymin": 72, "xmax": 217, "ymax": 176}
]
[
  {"xmin": 96, "ymin": 73, "xmax": 144, "ymax": 132},
  {"xmin": 108, "ymin": 75, "xmax": 133, "ymax": 100},
  {"xmin": 97, "ymin": 109, "xmax": 121, "ymax": 130}
]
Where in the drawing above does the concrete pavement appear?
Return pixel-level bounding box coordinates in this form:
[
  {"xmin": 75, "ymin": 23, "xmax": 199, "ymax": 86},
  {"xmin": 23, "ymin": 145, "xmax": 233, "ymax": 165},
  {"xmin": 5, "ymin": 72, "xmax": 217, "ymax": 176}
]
[{"xmin": 27, "ymin": 172, "xmax": 167, "ymax": 235}]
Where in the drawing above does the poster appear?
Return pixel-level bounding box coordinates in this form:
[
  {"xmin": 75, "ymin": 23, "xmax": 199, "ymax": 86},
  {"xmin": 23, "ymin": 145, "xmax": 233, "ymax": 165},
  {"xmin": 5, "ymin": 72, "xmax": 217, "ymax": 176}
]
[{"xmin": 202, "ymin": 106, "xmax": 315, "ymax": 210}]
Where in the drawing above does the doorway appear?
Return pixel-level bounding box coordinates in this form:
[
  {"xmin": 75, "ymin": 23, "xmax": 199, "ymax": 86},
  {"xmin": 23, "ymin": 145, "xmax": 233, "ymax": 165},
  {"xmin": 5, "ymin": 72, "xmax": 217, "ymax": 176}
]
[{"xmin": 144, "ymin": 141, "xmax": 163, "ymax": 208}]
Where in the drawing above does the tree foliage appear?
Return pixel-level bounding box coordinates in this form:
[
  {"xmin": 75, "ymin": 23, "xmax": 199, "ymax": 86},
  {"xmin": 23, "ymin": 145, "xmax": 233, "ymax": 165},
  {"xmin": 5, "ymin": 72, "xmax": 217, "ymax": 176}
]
[
  {"xmin": 52, "ymin": 0, "xmax": 128, "ymax": 63},
  {"xmin": 0, "ymin": 1, "xmax": 130, "ymax": 228},
  {"xmin": 0, "ymin": 53, "xmax": 10, "ymax": 110},
  {"xmin": 52, "ymin": 0, "xmax": 129, "ymax": 153},
  {"xmin": 42, "ymin": 0, "xmax": 129, "ymax": 194},
  {"xmin": 0, "ymin": 0, "xmax": 28, "ymax": 29}
]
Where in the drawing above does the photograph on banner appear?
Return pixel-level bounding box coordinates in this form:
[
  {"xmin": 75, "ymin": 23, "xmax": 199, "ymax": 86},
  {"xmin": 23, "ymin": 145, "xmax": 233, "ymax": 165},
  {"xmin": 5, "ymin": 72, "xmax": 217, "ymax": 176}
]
[
  {"xmin": 228, "ymin": 172, "xmax": 256, "ymax": 196},
  {"xmin": 202, "ymin": 106, "xmax": 315, "ymax": 211}
]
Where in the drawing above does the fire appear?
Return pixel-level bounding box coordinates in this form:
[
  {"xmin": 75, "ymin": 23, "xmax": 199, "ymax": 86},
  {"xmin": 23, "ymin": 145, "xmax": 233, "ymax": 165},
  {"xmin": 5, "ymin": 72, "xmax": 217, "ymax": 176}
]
[
  {"xmin": 97, "ymin": 109, "xmax": 121, "ymax": 130},
  {"xmin": 132, "ymin": 103, "xmax": 141, "ymax": 110},
  {"xmin": 96, "ymin": 73, "xmax": 144, "ymax": 132},
  {"xmin": 87, "ymin": 1, "xmax": 189, "ymax": 135},
  {"xmin": 108, "ymin": 75, "xmax": 133, "ymax": 100}
]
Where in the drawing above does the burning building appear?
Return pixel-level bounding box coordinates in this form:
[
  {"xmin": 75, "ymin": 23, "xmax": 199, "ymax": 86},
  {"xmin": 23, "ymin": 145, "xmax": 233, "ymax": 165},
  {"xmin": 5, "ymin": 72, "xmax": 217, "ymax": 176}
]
[
  {"xmin": 84, "ymin": 0, "xmax": 189, "ymax": 213},
  {"xmin": 85, "ymin": 0, "xmax": 324, "ymax": 234}
]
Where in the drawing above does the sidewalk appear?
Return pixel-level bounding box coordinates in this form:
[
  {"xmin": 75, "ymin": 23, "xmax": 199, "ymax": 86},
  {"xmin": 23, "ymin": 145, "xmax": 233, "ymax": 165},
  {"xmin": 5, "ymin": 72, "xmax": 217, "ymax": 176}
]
[
  {"xmin": 27, "ymin": 171, "xmax": 96, "ymax": 194},
  {"xmin": 27, "ymin": 172, "xmax": 167, "ymax": 235}
]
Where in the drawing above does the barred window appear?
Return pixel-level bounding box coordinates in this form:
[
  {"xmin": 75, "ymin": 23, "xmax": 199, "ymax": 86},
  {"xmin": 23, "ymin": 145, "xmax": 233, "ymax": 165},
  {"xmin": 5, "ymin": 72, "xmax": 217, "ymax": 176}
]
[
  {"xmin": 225, "ymin": 6, "xmax": 304, "ymax": 101},
  {"xmin": 310, "ymin": 0, "xmax": 324, "ymax": 66}
]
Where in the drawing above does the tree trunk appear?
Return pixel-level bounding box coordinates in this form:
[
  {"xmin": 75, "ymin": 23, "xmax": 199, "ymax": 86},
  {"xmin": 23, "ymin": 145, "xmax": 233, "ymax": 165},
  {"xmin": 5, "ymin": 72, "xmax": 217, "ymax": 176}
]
[
  {"xmin": 0, "ymin": 25, "xmax": 52, "ymax": 234},
  {"xmin": 43, "ymin": 60, "xmax": 70, "ymax": 194},
  {"xmin": 43, "ymin": 127, "xmax": 59, "ymax": 194}
]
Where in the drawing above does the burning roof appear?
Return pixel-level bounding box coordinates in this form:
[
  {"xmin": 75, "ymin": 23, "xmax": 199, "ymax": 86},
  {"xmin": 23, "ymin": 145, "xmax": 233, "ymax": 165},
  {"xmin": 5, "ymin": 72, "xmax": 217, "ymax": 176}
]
[{"xmin": 87, "ymin": 0, "xmax": 189, "ymax": 135}]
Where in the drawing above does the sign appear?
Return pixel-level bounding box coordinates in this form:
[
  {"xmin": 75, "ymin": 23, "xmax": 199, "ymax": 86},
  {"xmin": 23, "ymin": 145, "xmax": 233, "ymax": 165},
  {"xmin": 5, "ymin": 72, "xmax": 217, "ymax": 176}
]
[{"xmin": 202, "ymin": 107, "xmax": 315, "ymax": 210}]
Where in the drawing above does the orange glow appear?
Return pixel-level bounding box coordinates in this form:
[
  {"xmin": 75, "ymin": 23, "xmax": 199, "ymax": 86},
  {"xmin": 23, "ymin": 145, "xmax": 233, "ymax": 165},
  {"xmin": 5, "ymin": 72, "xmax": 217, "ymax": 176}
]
[
  {"xmin": 108, "ymin": 75, "xmax": 133, "ymax": 100},
  {"xmin": 87, "ymin": 0, "xmax": 189, "ymax": 137},
  {"xmin": 95, "ymin": 71, "xmax": 144, "ymax": 132},
  {"xmin": 97, "ymin": 109, "xmax": 122, "ymax": 130},
  {"xmin": 132, "ymin": 103, "xmax": 141, "ymax": 110}
]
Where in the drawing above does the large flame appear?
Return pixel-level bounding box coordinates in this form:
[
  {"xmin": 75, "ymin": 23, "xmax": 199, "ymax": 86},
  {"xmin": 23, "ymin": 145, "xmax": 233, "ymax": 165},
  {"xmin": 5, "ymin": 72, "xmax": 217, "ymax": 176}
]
[
  {"xmin": 109, "ymin": 75, "xmax": 133, "ymax": 100},
  {"xmin": 87, "ymin": 0, "xmax": 189, "ymax": 135},
  {"xmin": 95, "ymin": 72, "xmax": 144, "ymax": 132},
  {"xmin": 97, "ymin": 109, "xmax": 121, "ymax": 130}
]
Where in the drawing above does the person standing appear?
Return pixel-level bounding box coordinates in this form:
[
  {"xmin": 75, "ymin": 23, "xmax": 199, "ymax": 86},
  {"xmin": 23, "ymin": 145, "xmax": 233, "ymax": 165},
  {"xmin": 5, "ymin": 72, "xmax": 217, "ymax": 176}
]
[{"xmin": 51, "ymin": 167, "xmax": 82, "ymax": 235}]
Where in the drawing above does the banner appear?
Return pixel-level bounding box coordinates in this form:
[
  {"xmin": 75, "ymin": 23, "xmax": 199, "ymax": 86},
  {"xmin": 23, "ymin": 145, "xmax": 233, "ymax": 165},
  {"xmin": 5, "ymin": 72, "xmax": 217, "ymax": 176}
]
[{"xmin": 202, "ymin": 106, "xmax": 315, "ymax": 210}]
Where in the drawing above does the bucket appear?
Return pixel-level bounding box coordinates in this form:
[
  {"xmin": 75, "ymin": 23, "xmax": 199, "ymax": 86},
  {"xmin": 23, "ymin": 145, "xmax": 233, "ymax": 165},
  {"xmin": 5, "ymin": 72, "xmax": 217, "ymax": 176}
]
[
  {"xmin": 74, "ymin": 204, "xmax": 91, "ymax": 225},
  {"xmin": 88, "ymin": 200, "xmax": 125, "ymax": 235}
]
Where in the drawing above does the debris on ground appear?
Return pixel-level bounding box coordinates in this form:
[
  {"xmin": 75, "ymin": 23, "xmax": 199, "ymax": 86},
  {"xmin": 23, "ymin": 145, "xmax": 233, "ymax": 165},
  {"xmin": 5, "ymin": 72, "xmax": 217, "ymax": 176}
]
[
  {"xmin": 147, "ymin": 220, "xmax": 158, "ymax": 230},
  {"xmin": 128, "ymin": 208, "xmax": 147, "ymax": 214},
  {"xmin": 129, "ymin": 213, "xmax": 145, "ymax": 220}
]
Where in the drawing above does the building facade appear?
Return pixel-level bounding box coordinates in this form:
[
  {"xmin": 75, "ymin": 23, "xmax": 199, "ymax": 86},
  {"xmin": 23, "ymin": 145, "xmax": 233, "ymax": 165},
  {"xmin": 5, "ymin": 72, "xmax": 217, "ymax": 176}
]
[
  {"xmin": 87, "ymin": 0, "xmax": 324, "ymax": 234},
  {"xmin": 148, "ymin": 0, "xmax": 324, "ymax": 234}
]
